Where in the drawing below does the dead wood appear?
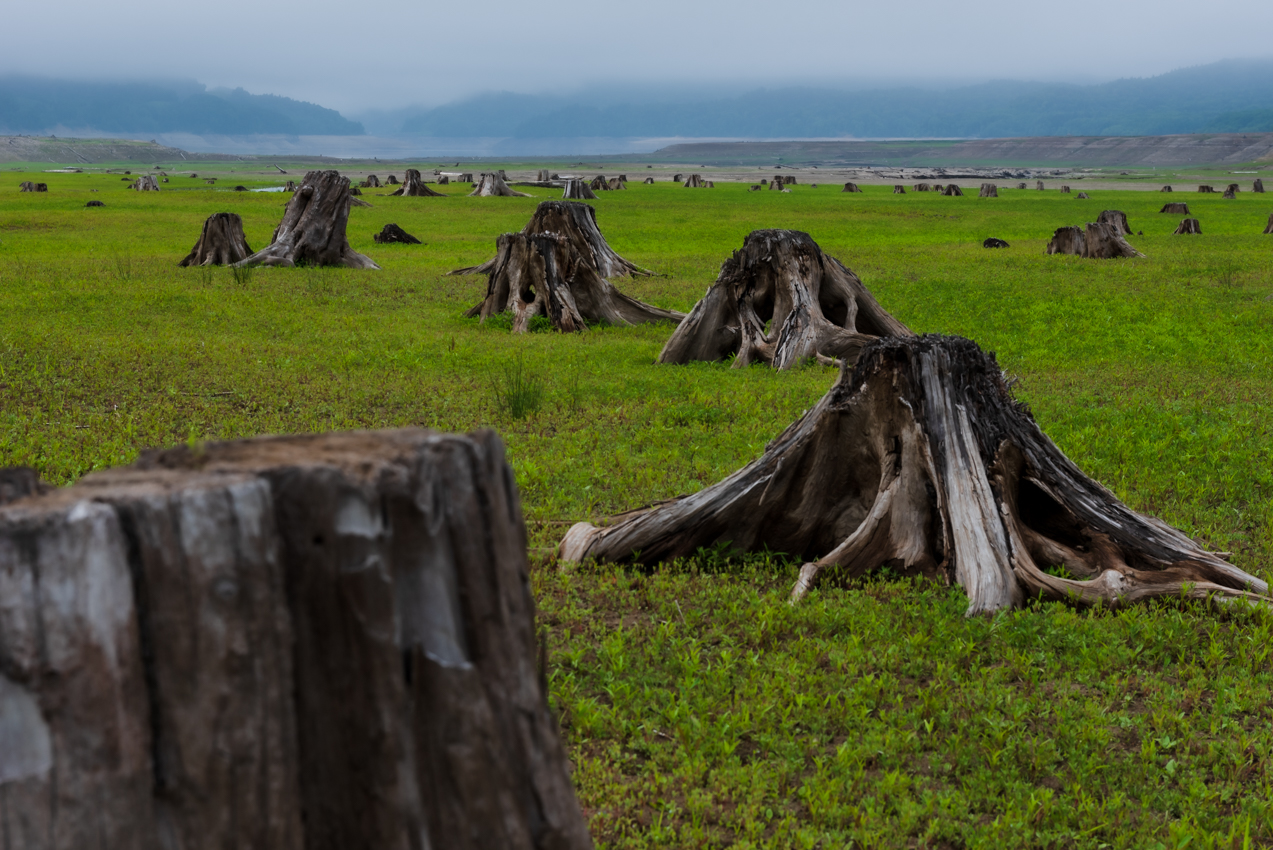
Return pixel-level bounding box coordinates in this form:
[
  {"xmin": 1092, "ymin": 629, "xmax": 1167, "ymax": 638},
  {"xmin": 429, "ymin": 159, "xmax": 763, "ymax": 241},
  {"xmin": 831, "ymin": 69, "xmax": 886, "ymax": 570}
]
[
  {"xmin": 618, "ymin": 174, "xmax": 628, "ymax": 182},
  {"xmin": 86, "ymin": 200, "xmax": 104, "ymax": 207},
  {"xmin": 373, "ymin": 223, "xmax": 422, "ymax": 244},
  {"xmin": 1263, "ymin": 212, "xmax": 1273, "ymax": 234},
  {"xmin": 1045, "ymin": 226, "xmax": 1086, "ymax": 256},
  {"xmin": 750, "ymin": 185, "xmax": 762, "ymax": 191},
  {"xmin": 1075, "ymin": 192, "xmax": 1089, "ymax": 199},
  {"xmin": 657, "ymin": 229, "xmax": 912, "ymax": 370},
  {"xmin": 1081, "ymin": 221, "xmax": 1143, "ymax": 258},
  {"xmin": 1254, "ymin": 179, "xmax": 1265, "ymax": 193},
  {"xmin": 1061, "ymin": 185, "xmax": 1071, "ymax": 193},
  {"xmin": 1161, "ymin": 185, "xmax": 1173, "ymax": 192},
  {"xmin": 673, "ymin": 173, "xmax": 684, "ymax": 182},
  {"xmin": 983, "ymin": 237, "xmax": 1010, "ymax": 248},
  {"xmin": 842, "ymin": 182, "xmax": 862, "ymax": 192},
  {"xmin": 643, "ymin": 177, "xmax": 655, "ymax": 184},
  {"xmin": 893, "ymin": 185, "xmax": 906, "ymax": 194},
  {"xmin": 453, "ymin": 200, "xmax": 681, "ymax": 333},
  {"xmin": 538, "ymin": 169, "xmax": 551, "ymax": 182},
  {"xmin": 916, "ymin": 183, "xmax": 932, "ymax": 191},
  {"xmin": 769, "ymin": 180, "xmax": 784, "ymax": 191},
  {"xmin": 0, "ymin": 429, "xmax": 594, "ymax": 850},
  {"xmin": 284, "ymin": 180, "xmax": 296, "ymax": 191},
  {"xmin": 1036, "ymin": 181, "xmax": 1045, "ymax": 190},
  {"xmin": 562, "ymin": 178, "xmax": 598, "ymax": 200},
  {"xmin": 1223, "ymin": 189, "xmax": 1237, "ymax": 199},
  {"xmin": 1016, "ymin": 182, "xmax": 1027, "ymax": 190},
  {"xmin": 470, "ymin": 172, "xmax": 530, "ymax": 197},
  {"xmin": 390, "ymin": 169, "xmax": 445, "ymax": 197},
  {"xmin": 979, "ymin": 183, "xmax": 998, "ymax": 197},
  {"xmin": 385, "ymin": 174, "xmax": 399, "ymax": 184},
  {"xmin": 607, "ymin": 178, "xmax": 626, "ymax": 190},
  {"xmin": 133, "ymin": 175, "xmax": 160, "ymax": 191},
  {"xmin": 589, "ymin": 176, "xmax": 609, "ymax": 191},
  {"xmin": 942, "ymin": 184, "xmax": 964, "ymax": 196},
  {"xmin": 1097, "ymin": 209, "xmax": 1132, "ymax": 236},
  {"xmin": 1227, "ymin": 183, "xmax": 1240, "ymax": 194},
  {"xmin": 932, "ymin": 184, "xmax": 944, "ymax": 192},
  {"xmin": 458, "ymin": 173, "xmax": 474, "ymax": 182},
  {"xmin": 1160, "ymin": 202, "xmax": 1190, "ymax": 214},
  {"xmin": 235, "ymin": 170, "xmax": 379, "ymax": 270},
  {"xmin": 684, "ymin": 174, "xmax": 706, "ymax": 188},
  {"xmin": 437, "ymin": 176, "xmax": 451, "ymax": 185},
  {"xmin": 1198, "ymin": 185, "xmax": 1215, "ymax": 193},
  {"xmin": 1173, "ymin": 218, "xmax": 1202, "ymax": 235},
  {"xmin": 350, "ymin": 197, "xmax": 372, "ymax": 208},
  {"xmin": 560, "ymin": 335, "xmax": 1269, "ymax": 616},
  {"xmin": 784, "ymin": 176, "xmax": 797, "ymax": 185},
  {"xmin": 19, "ymin": 181, "xmax": 47, "ymax": 192},
  {"xmin": 360, "ymin": 175, "xmax": 381, "ymax": 188},
  {"xmin": 179, "ymin": 212, "xmax": 254, "ymax": 267}
]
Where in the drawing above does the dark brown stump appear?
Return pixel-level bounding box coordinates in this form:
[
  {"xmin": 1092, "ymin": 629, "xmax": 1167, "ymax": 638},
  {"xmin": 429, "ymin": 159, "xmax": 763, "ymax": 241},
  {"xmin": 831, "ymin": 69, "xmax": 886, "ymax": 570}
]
[
  {"xmin": 86, "ymin": 200, "xmax": 104, "ymax": 207},
  {"xmin": 1227, "ymin": 183, "xmax": 1240, "ymax": 194},
  {"xmin": 784, "ymin": 176, "xmax": 797, "ymax": 185},
  {"xmin": 842, "ymin": 182, "xmax": 862, "ymax": 192},
  {"xmin": 1097, "ymin": 210, "xmax": 1132, "ymax": 236},
  {"xmin": 1254, "ymin": 179, "xmax": 1265, "ymax": 193},
  {"xmin": 1174, "ymin": 218, "xmax": 1202, "ymax": 235},
  {"xmin": 438, "ymin": 176, "xmax": 451, "ymax": 185},
  {"xmin": 916, "ymin": 183, "xmax": 932, "ymax": 191},
  {"xmin": 983, "ymin": 237, "xmax": 1010, "ymax": 248},
  {"xmin": 589, "ymin": 176, "xmax": 609, "ymax": 191},
  {"xmin": 979, "ymin": 183, "xmax": 998, "ymax": 197},
  {"xmin": 1223, "ymin": 189, "xmax": 1237, "ymax": 199},
  {"xmin": 0, "ymin": 429, "xmax": 594, "ymax": 850},
  {"xmin": 562, "ymin": 178, "xmax": 598, "ymax": 200},
  {"xmin": 1161, "ymin": 185, "xmax": 1174, "ymax": 192},
  {"xmin": 236, "ymin": 170, "xmax": 379, "ymax": 269},
  {"xmin": 373, "ymin": 223, "xmax": 422, "ymax": 244},
  {"xmin": 672, "ymin": 173, "xmax": 684, "ymax": 182},
  {"xmin": 944, "ymin": 184, "xmax": 964, "ymax": 196},
  {"xmin": 560, "ymin": 335, "xmax": 1269, "ymax": 616},
  {"xmin": 360, "ymin": 175, "xmax": 381, "ymax": 188},
  {"xmin": 470, "ymin": 173, "xmax": 530, "ymax": 197},
  {"xmin": 1160, "ymin": 202, "xmax": 1190, "ymax": 214},
  {"xmin": 893, "ymin": 185, "xmax": 906, "ymax": 194},
  {"xmin": 1016, "ymin": 182, "xmax": 1027, "ymax": 190},
  {"xmin": 1198, "ymin": 185, "xmax": 1215, "ymax": 193},
  {"xmin": 179, "ymin": 212, "xmax": 254, "ymax": 267},
  {"xmin": 453, "ymin": 201, "xmax": 682, "ymax": 333},
  {"xmin": 390, "ymin": 169, "xmax": 445, "ymax": 197},
  {"xmin": 643, "ymin": 177, "xmax": 654, "ymax": 184},
  {"xmin": 657, "ymin": 229, "xmax": 911, "ymax": 370},
  {"xmin": 684, "ymin": 174, "xmax": 706, "ymax": 188},
  {"xmin": 932, "ymin": 184, "xmax": 945, "ymax": 192},
  {"xmin": 385, "ymin": 174, "xmax": 399, "ymax": 185},
  {"xmin": 1060, "ymin": 185, "xmax": 1071, "ymax": 193}
]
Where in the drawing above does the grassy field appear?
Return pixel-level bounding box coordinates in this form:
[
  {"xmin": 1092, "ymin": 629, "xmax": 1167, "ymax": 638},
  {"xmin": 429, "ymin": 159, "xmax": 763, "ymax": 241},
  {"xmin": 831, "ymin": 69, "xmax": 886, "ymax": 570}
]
[{"xmin": 3, "ymin": 167, "xmax": 1272, "ymax": 847}]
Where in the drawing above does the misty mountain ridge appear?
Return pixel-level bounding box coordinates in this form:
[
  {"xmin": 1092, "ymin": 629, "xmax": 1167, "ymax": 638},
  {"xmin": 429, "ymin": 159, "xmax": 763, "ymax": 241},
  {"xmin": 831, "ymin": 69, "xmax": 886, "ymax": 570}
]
[
  {"xmin": 370, "ymin": 59, "xmax": 1273, "ymax": 139},
  {"xmin": 0, "ymin": 77, "xmax": 364, "ymax": 136}
]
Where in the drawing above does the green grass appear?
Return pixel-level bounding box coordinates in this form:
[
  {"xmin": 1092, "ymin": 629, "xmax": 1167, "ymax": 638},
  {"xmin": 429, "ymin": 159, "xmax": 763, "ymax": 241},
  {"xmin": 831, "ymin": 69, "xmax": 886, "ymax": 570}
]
[{"xmin": 3, "ymin": 170, "xmax": 1273, "ymax": 847}]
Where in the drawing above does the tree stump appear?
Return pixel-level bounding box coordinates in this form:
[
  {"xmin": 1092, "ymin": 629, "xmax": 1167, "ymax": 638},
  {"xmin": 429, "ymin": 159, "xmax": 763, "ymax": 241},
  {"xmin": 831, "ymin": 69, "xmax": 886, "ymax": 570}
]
[
  {"xmin": 1161, "ymin": 185, "xmax": 1173, "ymax": 192},
  {"xmin": 1096, "ymin": 209, "xmax": 1132, "ymax": 236},
  {"xmin": 132, "ymin": 175, "xmax": 160, "ymax": 191},
  {"xmin": 842, "ymin": 182, "xmax": 862, "ymax": 192},
  {"xmin": 453, "ymin": 201, "xmax": 682, "ymax": 333},
  {"xmin": 657, "ymin": 229, "xmax": 911, "ymax": 370},
  {"xmin": 942, "ymin": 184, "xmax": 964, "ymax": 196},
  {"xmin": 1036, "ymin": 181, "xmax": 1045, "ymax": 190},
  {"xmin": 672, "ymin": 173, "xmax": 683, "ymax": 182},
  {"xmin": 749, "ymin": 185, "xmax": 762, "ymax": 191},
  {"xmin": 684, "ymin": 174, "xmax": 706, "ymax": 188},
  {"xmin": 932, "ymin": 184, "xmax": 944, "ymax": 192},
  {"xmin": 643, "ymin": 177, "xmax": 654, "ymax": 184},
  {"xmin": 915, "ymin": 183, "xmax": 932, "ymax": 191},
  {"xmin": 1016, "ymin": 182, "xmax": 1027, "ymax": 190},
  {"xmin": 784, "ymin": 176, "xmax": 797, "ymax": 185},
  {"xmin": 1160, "ymin": 202, "xmax": 1190, "ymax": 214},
  {"xmin": 235, "ymin": 170, "xmax": 379, "ymax": 269},
  {"xmin": 390, "ymin": 169, "xmax": 445, "ymax": 197},
  {"xmin": 562, "ymin": 178, "xmax": 598, "ymax": 200},
  {"xmin": 86, "ymin": 200, "xmax": 104, "ymax": 207},
  {"xmin": 589, "ymin": 176, "xmax": 609, "ymax": 191},
  {"xmin": 1174, "ymin": 218, "xmax": 1202, "ymax": 235},
  {"xmin": 0, "ymin": 429, "xmax": 594, "ymax": 850},
  {"xmin": 537, "ymin": 169, "xmax": 551, "ymax": 182},
  {"xmin": 768, "ymin": 180, "xmax": 783, "ymax": 191},
  {"xmin": 1081, "ymin": 221, "xmax": 1143, "ymax": 258},
  {"xmin": 1060, "ymin": 185, "xmax": 1071, "ymax": 193},
  {"xmin": 373, "ymin": 223, "xmax": 422, "ymax": 244},
  {"xmin": 1254, "ymin": 179, "xmax": 1264, "ymax": 193},
  {"xmin": 179, "ymin": 213, "xmax": 254, "ymax": 267},
  {"xmin": 1198, "ymin": 185, "xmax": 1215, "ymax": 193},
  {"xmin": 1226, "ymin": 183, "xmax": 1240, "ymax": 194},
  {"xmin": 470, "ymin": 173, "xmax": 530, "ymax": 197},
  {"xmin": 360, "ymin": 175, "xmax": 381, "ymax": 188},
  {"xmin": 979, "ymin": 183, "xmax": 998, "ymax": 197},
  {"xmin": 437, "ymin": 176, "xmax": 451, "ymax": 185},
  {"xmin": 607, "ymin": 178, "xmax": 625, "ymax": 190},
  {"xmin": 385, "ymin": 174, "xmax": 399, "ymax": 185},
  {"xmin": 1045, "ymin": 226, "xmax": 1086, "ymax": 256},
  {"xmin": 560, "ymin": 335, "xmax": 1269, "ymax": 615},
  {"xmin": 350, "ymin": 197, "xmax": 372, "ymax": 208},
  {"xmin": 983, "ymin": 237, "xmax": 1009, "ymax": 248},
  {"xmin": 1263, "ymin": 212, "xmax": 1273, "ymax": 235},
  {"xmin": 458, "ymin": 172, "xmax": 474, "ymax": 183},
  {"xmin": 284, "ymin": 180, "xmax": 296, "ymax": 191},
  {"xmin": 1223, "ymin": 189, "xmax": 1236, "ymax": 199},
  {"xmin": 617, "ymin": 174, "xmax": 628, "ymax": 182},
  {"xmin": 893, "ymin": 185, "xmax": 906, "ymax": 194}
]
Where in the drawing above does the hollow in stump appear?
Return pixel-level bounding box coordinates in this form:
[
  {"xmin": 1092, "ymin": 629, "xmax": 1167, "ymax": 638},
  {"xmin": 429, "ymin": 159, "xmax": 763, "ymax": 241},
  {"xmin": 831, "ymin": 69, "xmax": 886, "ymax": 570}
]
[
  {"xmin": 560, "ymin": 335, "xmax": 1269, "ymax": 616},
  {"xmin": 390, "ymin": 169, "xmax": 445, "ymax": 197},
  {"xmin": 373, "ymin": 223, "xmax": 422, "ymax": 244},
  {"xmin": 235, "ymin": 170, "xmax": 379, "ymax": 269},
  {"xmin": 657, "ymin": 229, "xmax": 911, "ymax": 370},
  {"xmin": 1174, "ymin": 218, "xmax": 1202, "ymax": 235},
  {"xmin": 179, "ymin": 212, "xmax": 254, "ymax": 267}
]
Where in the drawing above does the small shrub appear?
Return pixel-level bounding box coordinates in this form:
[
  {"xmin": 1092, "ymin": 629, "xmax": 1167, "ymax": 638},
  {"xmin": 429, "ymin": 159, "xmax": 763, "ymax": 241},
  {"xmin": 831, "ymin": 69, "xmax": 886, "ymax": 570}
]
[
  {"xmin": 493, "ymin": 358, "xmax": 544, "ymax": 419},
  {"xmin": 230, "ymin": 263, "xmax": 254, "ymax": 285}
]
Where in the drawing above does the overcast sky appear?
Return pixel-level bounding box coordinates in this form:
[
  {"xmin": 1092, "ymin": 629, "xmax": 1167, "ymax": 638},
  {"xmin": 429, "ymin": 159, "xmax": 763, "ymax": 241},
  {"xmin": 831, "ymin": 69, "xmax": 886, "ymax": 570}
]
[{"xmin": 5, "ymin": 0, "xmax": 1272, "ymax": 113}]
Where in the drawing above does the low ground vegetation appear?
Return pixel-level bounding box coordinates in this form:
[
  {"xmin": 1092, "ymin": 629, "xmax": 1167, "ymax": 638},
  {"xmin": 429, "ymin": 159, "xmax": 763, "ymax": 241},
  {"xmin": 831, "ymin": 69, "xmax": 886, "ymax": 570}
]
[{"xmin": 2, "ymin": 168, "xmax": 1272, "ymax": 847}]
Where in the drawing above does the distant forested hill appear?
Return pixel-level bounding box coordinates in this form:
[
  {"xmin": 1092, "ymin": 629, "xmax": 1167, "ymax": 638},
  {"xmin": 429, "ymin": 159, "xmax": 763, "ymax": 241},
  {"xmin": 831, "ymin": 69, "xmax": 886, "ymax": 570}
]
[
  {"xmin": 0, "ymin": 78, "xmax": 364, "ymax": 136},
  {"xmin": 389, "ymin": 59, "xmax": 1273, "ymax": 139}
]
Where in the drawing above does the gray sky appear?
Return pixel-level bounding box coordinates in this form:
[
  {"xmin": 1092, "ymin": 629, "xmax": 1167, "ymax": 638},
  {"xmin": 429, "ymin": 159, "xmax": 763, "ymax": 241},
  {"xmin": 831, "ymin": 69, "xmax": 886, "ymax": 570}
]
[{"xmin": 5, "ymin": 0, "xmax": 1272, "ymax": 112}]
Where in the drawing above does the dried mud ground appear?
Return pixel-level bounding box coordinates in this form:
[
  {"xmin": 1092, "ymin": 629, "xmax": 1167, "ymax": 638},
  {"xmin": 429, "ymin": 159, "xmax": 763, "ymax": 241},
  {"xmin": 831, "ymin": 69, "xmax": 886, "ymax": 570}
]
[{"xmin": 2, "ymin": 169, "xmax": 1273, "ymax": 847}]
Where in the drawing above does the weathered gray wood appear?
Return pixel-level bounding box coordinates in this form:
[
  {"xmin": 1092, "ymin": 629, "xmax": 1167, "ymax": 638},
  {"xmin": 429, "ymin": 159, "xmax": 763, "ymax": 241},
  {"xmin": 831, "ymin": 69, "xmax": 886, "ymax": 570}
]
[
  {"xmin": 658, "ymin": 229, "xmax": 912, "ymax": 370},
  {"xmin": 236, "ymin": 170, "xmax": 380, "ymax": 269},
  {"xmin": 561, "ymin": 336, "xmax": 1270, "ymax": 617},
  {"xmin": 0, "ymin": 429, "xmax": 594, "ymax": 850},
  {"xmin": 18, "ymin": 181, "xmax": 47, "ymax": 192},
  {"xmin": 470, "ymin": 173, "xmax": 530, "ymax": 197},
  {"xmin": 179, "ymin": 212, "xmax": 253, "ymax": 267},
  {"xmin": 1174, "ymin": 218, "xmax": 1202, "ymax": 235},
  {"xmin": 1045, "ymin": 226, "xmax": 1086, "ymax": 256},
  {"xmin": 1076, "ymin": 192, "xmax": 1089, "ymax": 199},
  {"xmin": 390, "ymin": 169, "xmax": 445, "ymax": 197},
  {"xmin": 916, "ymin": 183, "xmax": 932, "ymax": 191},
  {"xmin": 1082, "ymin": 221, "xmax": 1143, "ymax": 258},
  {"xmin": 589, "ymin": 176, "xmax": 609, "ymax": 191},
  {"xmin": 1160, "ymin": 202, "xmax": 1190, "ymax": 214},
  {"xmin": 978, "ymin": 183, "xmax": 998, "ymax": 197},
  {"xmin": 1060, "ymin": 185, "xmax": 1071, "ymax": 193},
  {"xmin": 562, "ymin": 179, "xmax": 598, "ymax": 200},
  {"xmin": 684, "ymin": 174, "xmax": 706, "ymax": 188},
  {"xmin": 893, "ymin": 185, "xmax": 906, "ymax": 194},
  {"xmin": 942, "ymin": 184, "xmax": 964, "ymax": 196},
  {"xmin": 133, "ymin": 175, "xmax": 160, "ymax": 191},
  {"xmin": 1097, "ymin": 209, "xmax": 1132, "ymax": 236},
  {"xmin": 1016, "ymin": 182, "xmax": 1027, "ymax": 189},
  {"xmin": 1036, "ymin": 181, "xmax": 1045, "ymax": 190}
]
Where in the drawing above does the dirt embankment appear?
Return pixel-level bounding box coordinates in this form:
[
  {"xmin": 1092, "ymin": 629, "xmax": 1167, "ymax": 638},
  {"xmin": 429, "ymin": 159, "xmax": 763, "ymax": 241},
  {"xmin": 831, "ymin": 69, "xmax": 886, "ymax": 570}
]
[{"xmin": 0, "ymin": 136, "xmax": 251, "ymax": 164}]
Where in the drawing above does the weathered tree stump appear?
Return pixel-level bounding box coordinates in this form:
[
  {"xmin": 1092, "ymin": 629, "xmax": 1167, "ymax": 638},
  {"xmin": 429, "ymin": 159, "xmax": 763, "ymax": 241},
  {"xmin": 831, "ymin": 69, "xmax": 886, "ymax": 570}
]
[
  {"xmin": 617, "ymin": 174, "xmax": 628, "ymax": 182},
  {"xmin": 657, "ymin": 229, "xmax": 911, "ymax": 370},
  {"xmin": 1223, "ymin": 188, "xmax": 1237, "ymax": 199},
  {"xmin": 560, "ymin": 335, "xmax": 1269, "ymax": 616},
  {"xmin": 453, "ymin": 201, "xmax": 682, "ymax": 333},
  {"xmin": 360, "ymin": 175, "xmax": 381, "ymax": 188},
  {"xmin": 643, "ymin": 177, "xmax": 654, "ymax": 184},
  {"xmin": 0, "ymin": 429, "xmax": 594, "ymax": 850},
  {"xmin": 942, "ymin": 184, "xmax": 964, "ymax": 196},
  {"xmin": 1016, "ymin": 182, "xmax": 1027, "ymax": 190},
  {"xmin": 179, "ymin": 212, "xmax": 254, "ymax": 267},
  {"xmin": 235, "ymin": 170, "xmax": 379, "ymax": 269},
  {"xmin": 768, "ymin": 180, "xmax": 784, "ymax": 191},
  {"xmin": 562, "ymin": 178, "xmax": 598, "ymax": 200},
  {"xmin": 133, "ymin": 175, "xmax": 161, "ymax": 191},
  {"xmin": 1254, "ymin": 179, "xmax": 1264, "ymax": 193},
  {"xmin": 784, "ymin": 176, "xmax": 797, "ymax": 185},
  {"xmin": 350, "ymin": 197, "xmax": 372, "ymax": 208},
  {"xmin": 373, "ymin": 223, "xmax": 422, "ymax": 244},
  {"xmin": 19, "ymin": 181, "xmax": 47, "ymax": 192},
  {"xmin": 672, "ymin": 173, "xmax": 683, "ymax": 182},
  {"xmin": 86, "ymin": 200, "xmax": 104, "ymax": 207},
  {"xmin": 1263, "ymin": 212, "xmax": 1273, "ymax": 235},
  {"xmin": 390, "ymin": 169, "xmax": 445, "ymax": 197},
  {"xmin": 1082, "ymin": 221, "xmax": 1143, "ymax": 258},
  {"xmin": 385, "ymin": 174, "xmax": 399, "ymax": 185},
  {"xmin": 437, "ymin": 176, "xmax": 451, "ymax": 185},
  {"xmin": 1045, "ymin": 226, "xmax": 1086, "ymax": 256},
  {"xmin": 893, "ymin": 185, "xmax": 906, "ymax": 194},
  {"xmin": 1096, "ymin": 209, "xmax": 1132, "ymax": 236},
  {"xmin": 537, "ymin": 169, "xmax": 551, "ymax": 182},
  {"xmin": 749, "ymin": 185, "xmax": 762, "ymax": 191},
  {"xmin": 915, "ymin": 183, "xmax": 932, "ymax": 191},
  {"xmin": 1036, "ymin": 181, "xmax": 1045, "ymax": 190},
  {"xmin": 607, "ymin": 178, "xmax": 626, "ymax": 190},
  {"xmin": 470, "ymin": 173, "xmax": 530, "ymax": 197},
  {"xmin": 1198, "ymin": 185, "xmax": 1215, "ymax": 193},
  {"xmin": 1160, "ymin": 202, "xmax": 1190, "ymax": 214},
  {"xmin": 1174, "ymin": 218, "xmax": 1202, "ymax": 235},
  {"xmin": 932, "ymin": 184, "xmax": 945, "ymax": 192},
  {"xmin": 983, "ymin": 237, "xmax": 1010, "ymax": 248},
  {"xmin": 458, "ymin": 172, "xmax": 474, "ymax": 183},
  {"xmin": 684, "ymin": 174, "xmax": 706, "ymax": 188},
  {"xmin": 1161, "ymin": 185, "xmax": 1173, "ymax": 192},
  {"xmin": 842, "ymin": 182, "xmax": 862, "ymax": 192},
  {"xmin": 979, "ymin": 183, "xmax": 998, "ymax": 197},
  {"xmin": 589, "ymin": 176, "xmax": 609, "ymax": 191},
  {"xmin": 1226, "ymin": 183, "xmax": 1240, "ymax": 194},
  {"xmin": 1060, "ymin": 185, "xmax": 1071, "ymax": 193},
  {"xmin": 284, "ymin": 180, "xmax": 296, "ymax": 191}
]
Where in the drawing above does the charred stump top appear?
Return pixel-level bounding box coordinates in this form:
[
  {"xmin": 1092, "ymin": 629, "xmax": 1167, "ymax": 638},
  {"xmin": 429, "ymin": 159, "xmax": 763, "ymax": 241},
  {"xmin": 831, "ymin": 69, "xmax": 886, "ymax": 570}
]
[
  {"xmin": 373, "ymin": 223, "xmax": 422, "ymax": 244},
  {"xmin": 1173, "ymin": 218, "xmax": 1202, "ymax": 235},
  {"xmin": 179, "ymin": 212, "xmax": 254, "ymax": 267},
  {"xmin": 236, "ymin": 170, "xmax": 379, "ymax": 270},
  {"xmin": 658, "ymin": 229, "xmax": 912, "ymax": 370}
]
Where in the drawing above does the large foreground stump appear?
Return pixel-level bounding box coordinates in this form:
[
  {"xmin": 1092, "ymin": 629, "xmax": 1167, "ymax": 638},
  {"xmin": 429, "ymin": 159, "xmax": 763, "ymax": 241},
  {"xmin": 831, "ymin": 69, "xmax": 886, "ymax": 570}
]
[
  {"xmin": 978, "ymin": 183, "xmax": 998, "ymax": 197},
  {"xmin": 236, "ymin": 170, "xmax": 379, "ymax": 269},
  {"xmin": 1174, "ymin": 218, "xmax": 1202, "ymax": 235},
  {"xmin": 563, "ymin": 178, "xmax": 598, "ymax": 200},
  {"xmin": 560, "ymin": 336, "xmax": 1269, "ymax": 615},
  {"xmin": 1097, "ymin": 209, "xmax": 1132, "ymax": 236},
  {"xmin": 453, "ymin": 201, "xmax": 682, "ymax": 332},
  {"xmin": 390, "ymin": 168, "xmax": 445, "ymax": 197},
  {"xmin": 1160, "ymin": 202, "xmax": 1190, "ymax": 214},
  {"xmin": 658, "ymin": 229, "xmax": 911, "ymax": 370},
  {"xmin": 0, "ymin": 429, "xmax": 593, "ymax": 850},
  {"xmin": 470, "ymin": 173, "xmax": 530, "ymax": 197},
  {"xmin": 179, "ymin": 212, "xmax": 254, "ymax": 266}
]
